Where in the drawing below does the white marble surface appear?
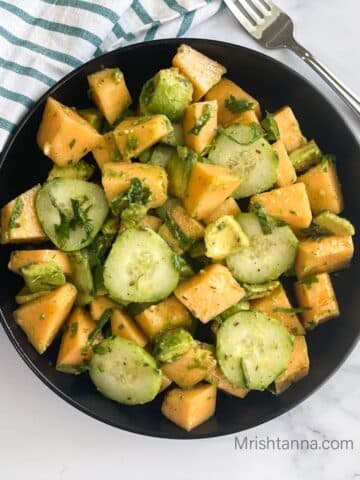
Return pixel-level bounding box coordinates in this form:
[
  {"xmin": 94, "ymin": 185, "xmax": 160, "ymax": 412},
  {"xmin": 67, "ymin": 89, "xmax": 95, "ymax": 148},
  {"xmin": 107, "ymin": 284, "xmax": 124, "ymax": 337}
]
[{"xmin": 1, "ymin": 1, "xmax": 359, "ymax": 479}]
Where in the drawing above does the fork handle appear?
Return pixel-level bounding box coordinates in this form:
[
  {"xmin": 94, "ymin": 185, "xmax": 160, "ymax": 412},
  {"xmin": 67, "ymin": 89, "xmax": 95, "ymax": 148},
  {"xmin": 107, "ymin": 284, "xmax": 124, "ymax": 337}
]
[{"xmin": 288, "ymin": 40, "xmax": 360, "ymax": 117}]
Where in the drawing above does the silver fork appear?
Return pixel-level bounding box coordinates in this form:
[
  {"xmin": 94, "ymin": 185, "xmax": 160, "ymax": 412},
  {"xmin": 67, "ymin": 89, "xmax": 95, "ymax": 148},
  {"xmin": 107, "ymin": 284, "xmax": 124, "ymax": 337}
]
[{"xmin": 224, "ymin": 0, "xmax": 360, "ymax": 116}]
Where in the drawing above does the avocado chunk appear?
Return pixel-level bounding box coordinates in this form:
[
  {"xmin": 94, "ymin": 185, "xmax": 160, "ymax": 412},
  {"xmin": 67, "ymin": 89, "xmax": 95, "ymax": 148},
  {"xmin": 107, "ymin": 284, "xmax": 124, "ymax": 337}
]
[
  {"xmin": 139, "ymin": 144, "xmax": 175, "ymax": 168},
  {"xmin": 47, "ymin": 159, "xmax": 95, "ymax": 181},
  {"xmin": 68, "ymin": 250, "xmax": 94, "ymax": 305},
  {"xmin": 160, "ymin": 123, "xmax": 185, "ymax": 147},
  {"xmin": 15, "ymin": 287, "xmax": 49, "ymax": 305},
  {"xmin": 139, "ymin": 68, "xmax": 193, "ymax": 122},
  {"xmin": 289, "ymin": 139, "xmax": 322, "ymax": 173},
  {"xmin": 313, "ymin": 210, "xmax": 355, "ymax": 236},
  {"xmin": 153, "ymin": 328, "xmax": 193, "ymax": 363},
  {"xmin": 204, "ymin": 215, "xmax": 249, "ymax": 260},
  {"xmin": 21, "ymin": 262, "xmax": 66, "ymax": 293},
  {"xmin": 167, "ymin": 146, "xmax": 198, "ymax": 199}
]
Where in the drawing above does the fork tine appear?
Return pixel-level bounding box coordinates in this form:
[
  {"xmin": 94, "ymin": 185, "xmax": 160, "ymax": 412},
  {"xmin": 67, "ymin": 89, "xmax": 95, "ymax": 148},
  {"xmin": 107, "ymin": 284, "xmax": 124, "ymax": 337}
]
[
  {"xmin": 224, "ymin": 0, "xmax": 257, "ymax": 34},
  {"xmin": 247, "ymin": 0, "xmax": 270, "ymax": 16},
  {"xmin": 236, "ymin": 0, "xmax": 263, "ymax": 23}
]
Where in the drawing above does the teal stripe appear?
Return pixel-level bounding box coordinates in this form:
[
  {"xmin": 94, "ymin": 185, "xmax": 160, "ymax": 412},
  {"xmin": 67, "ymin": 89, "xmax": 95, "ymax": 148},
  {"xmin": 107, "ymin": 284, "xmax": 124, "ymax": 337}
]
[
  {"xmin": 132, "ymin": 0, "xmax": 154, "ymax": 24},
  {"xmin": 0, "ymin": 86, "xmax": 33, "ymax": 108},
  {"xmin": 163, "ymin": 0, "xmax": 188, "ymax": 15},
  {"xmin": 113, "ymin": 23, "xmax": 135, "ymax": 41},
  {"xmin": 0, "ymin": 58, "xmax": 54, "ymax": 86},
  {"xmin": 0, "ymin": 1, "xmax": 101, "ymax": 48},
  {"xmin": 144, "ymin": 25, "xmax": 159, "ymax": 41},
  {"xmin": 41, "ymin": 0, "xmax": 119, "ymax": 23},
  {"xmin": 177, "ymin": 10, "xmax": 196, "ymax": 37},
  {"xmin": 0, "ymin": 26, "xmax": 81, "ymax": 68},
  {"xmin": 0, "ymin": 117, "xmax": 16, "ymax": 132}
]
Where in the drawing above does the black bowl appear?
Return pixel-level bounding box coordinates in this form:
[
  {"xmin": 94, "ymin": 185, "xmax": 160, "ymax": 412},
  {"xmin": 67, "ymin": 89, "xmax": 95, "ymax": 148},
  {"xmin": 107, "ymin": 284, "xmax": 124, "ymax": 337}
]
[{"xmin": 0, "ymin": 39, "xmax": 359, "ymax": 439}]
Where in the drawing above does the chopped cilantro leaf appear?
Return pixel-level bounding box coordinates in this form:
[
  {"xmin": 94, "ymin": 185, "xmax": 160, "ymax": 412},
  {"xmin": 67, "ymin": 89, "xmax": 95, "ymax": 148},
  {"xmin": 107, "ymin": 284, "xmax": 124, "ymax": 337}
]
[
  {"xmin": 273, "ymin": 306, "xmax": 311, "ymax": 314},
  {"xmin": 252, "ymin": 202, "xmax": 272, "ymax": 235},
  {"xmin": 261, "ymin": 111, "xmax": 280, "ymax": 142},
  {"xmin": 188, "ymin": 104, "xmax": 212, "ymax": 135},
  {"xmin": 225, "ymin": 95, "xmax": 254, "ymax": 114}
]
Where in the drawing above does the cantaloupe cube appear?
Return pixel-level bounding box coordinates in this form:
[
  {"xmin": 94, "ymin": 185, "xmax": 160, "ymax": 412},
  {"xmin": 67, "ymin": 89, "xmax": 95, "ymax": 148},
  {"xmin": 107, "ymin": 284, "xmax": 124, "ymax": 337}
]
[
  {"xmin": 9, "ymin": 249, "xmax": 72, "ymax": 276},
  {"xmin": 102, "ymin": 162, "xmax": 168, "ymax": 208},
  {"xmin": 37, "ymin": 97, "xmax": 101, "ymax": 166},
  {"xmin": 250, "ymin": 183, "xmax": 312, "ymax": 229},
  {"xmin": 274, "ymin": 336, "xmax": 309, "ymax": 393},
  {"xmin": 297, "ymin": 160, "xmax": 344, "ymax": 214},
  {"xmin": 112, "ymin": 115, "xmax": 172, "ymax": 161},
  {"xmin": 205, "ymin": 77, "xmax": 261, "ymax": 126},
  {"xmin": 272, "ymin": 140, "xmax": 297, "ymax": 187},
  {"xmin": 56, "ymin": 307, "xmax": 97, "ymax": 374},
  {"xmin": 161, "ymin": 343, "xmax": 216, "ymax": 389},
  {"xmin": 175, "ymin": 264, "xmax": 245, "ymax": 323},
  {"xmin": 111, "ymin": 309, "xmax": 148, "ymax": 347},
  {"xmin": 183, "ymin": 163, "xmax": 241, "ymax": 220},
  {"xmin": 135, "ymin": 295, "xmax": 192, "ymax": 338},
  {"xmin": 295, "ymin": 273, "xmax": 339, "ymax": 329},
  {"xmin": 207, "ymin": 366, "xmax": 249, "ymax": 398},
  {"xmin": 89, "ymin": 296, "xmax": 118, "ymax": 322},
  {"xmin": 92, "ymin": 132, "xmax": 125, "ymax": 170},
  {"xmin": 273, "ymin": 106, "xmax": 306, "ymax": 153},
  {"xmin": 13, "ymin": 283, "xmax": 77, "ymax": 354},
  {"xmin": 203, "ymin": 197, "xmax": 241, "ymax": 225},
  {"xmin": 232, "ymin": 109, "xmax": 260, "ymax": 127},
  {"xmin": 87, "ymin": 68, "xmax": 131, "ymax": 125},
  {"xmin": 251, "ymin": 285, "xmax": 305, "ymax": 335},
  {"xmin": 183, "ymin": 100, "xmax": 217, "ymax": 154},
  {"xmin": 1, "ymin": 185, "xmax": 47, "ymax": 244},
  {"xmin": 162, "ymin": 383, "xmax": 217, "ymax": 431},
  {"xmin": 171, "ymin": 205, "xmax": 204, "ymax": 240},
  {"xmin": 158, "ymin": 224, "xmax": 184, "ymax": 254},
  {"xmin": 295, "ymin": 236, "xmax": 354, "ymax": 279},
  {"xmin": 172, "ymin": 44, "xmax": 226, "ymax": 101}
]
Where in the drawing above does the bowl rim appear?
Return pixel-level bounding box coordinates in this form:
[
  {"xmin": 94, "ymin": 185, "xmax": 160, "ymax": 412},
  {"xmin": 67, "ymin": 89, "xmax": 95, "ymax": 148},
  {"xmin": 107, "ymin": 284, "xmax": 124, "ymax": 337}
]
[{"xmin": 0, "ymin": 37, "xmax": 359, "ymax": 439}]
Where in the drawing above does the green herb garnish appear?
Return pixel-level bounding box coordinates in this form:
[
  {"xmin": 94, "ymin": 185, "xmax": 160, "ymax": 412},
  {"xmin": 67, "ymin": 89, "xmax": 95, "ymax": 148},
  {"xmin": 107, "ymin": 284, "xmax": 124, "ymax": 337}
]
[
  {"xmin": 69, "ymin": 322, "xmax": 78, "ymax": 338},
  {"xmin": 110, "ymin": 178, "xmax": 151, "ymax": 216},
  {"xmin": 300, "ymin": 275, "xmax": 319, "ymax": 289},
  {"xmin": 126, "ymin": 134, "xmax": 139, "ymax": 151},
  {"xmin": 225, "ymin": 95, "xmax": 253, "ymax": 114},
  {"xmin": 69, "ymin": 138, "xmax": 76, "ymax": 149},
  {"xmin": 261, "ymin": 111, "xmax": 280, "ymax": 142},
  {"xmin": 8, "ymin": 197, "xmax": 24, "ymax": 229},
  {"xmin": 111, "ymin": 150, "xmax": 122, "ymax": 161},
  {"xmin": 164, "ymin": 211, "xmax": 194, "ymax": 250},
  {"xmin": 188, "ymin": 104, "xmax": 211, "ymax": 135},
  {"xmin": 82, "ymin": 308, "xmax": 112, "ymax": 354},
  {"xmin": 273, "ymin": 306, "xmax": 311, "ymax": 314},
  {"xmin": 252, "ymin": 202, "xmax": 272, "ymax": 235}
]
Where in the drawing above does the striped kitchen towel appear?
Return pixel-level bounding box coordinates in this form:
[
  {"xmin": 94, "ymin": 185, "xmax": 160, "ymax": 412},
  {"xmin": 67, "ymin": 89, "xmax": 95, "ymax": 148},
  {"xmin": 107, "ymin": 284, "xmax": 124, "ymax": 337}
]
[{"xmin": 0, "ymin": 0, "xmax": 223, "ymax": 151}]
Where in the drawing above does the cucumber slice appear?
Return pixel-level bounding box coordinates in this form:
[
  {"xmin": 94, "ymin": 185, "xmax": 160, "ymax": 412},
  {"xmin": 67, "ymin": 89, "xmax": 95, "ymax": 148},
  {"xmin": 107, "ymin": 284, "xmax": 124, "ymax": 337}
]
[
  {"xmin": 36, "ymin": 179, "xmax": 109, "ymax": 251},
  {"xmin": 313, "ymin": 211, "xmax": 355, "ymax": 236},
  {"xmin": 243, "ymin": 280, "xmax": 280, "ymax": 300},
  {"xmin": 104, "ymin": 228, "xmax": 180, "ymax": 304},
  {"xmin": 226, "ymin": 213, "xmax": 298, "ymax": 283},
  {"xmin": 89, "ymin": 337, "xmax": 162, "ymax": 405},
  {"xmin": 217, "ymin": 311, "xmax": 294, "ymax": 390},
  {"xmin": 207, "ymin": 124, "xmax": 278, "ymax": 198}
]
